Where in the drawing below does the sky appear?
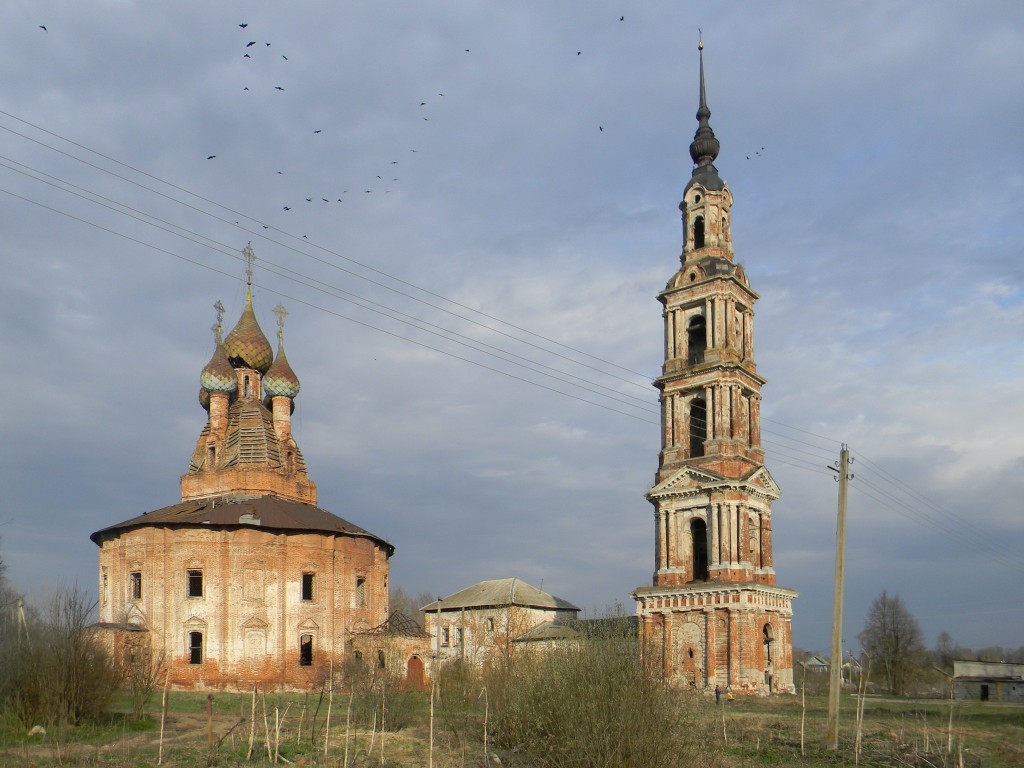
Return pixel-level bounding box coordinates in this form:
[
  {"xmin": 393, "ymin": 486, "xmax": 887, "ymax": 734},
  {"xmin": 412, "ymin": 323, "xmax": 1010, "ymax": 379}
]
[{"xmin": 0, "ymin": 1, "xmax": 1022, "ymax": 657}]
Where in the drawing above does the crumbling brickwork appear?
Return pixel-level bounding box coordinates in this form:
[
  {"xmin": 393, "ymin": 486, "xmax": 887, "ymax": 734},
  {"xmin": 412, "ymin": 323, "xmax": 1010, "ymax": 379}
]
[{"xmin": 633, "ymin": 50, "xmax": 796, "ymax": 695}]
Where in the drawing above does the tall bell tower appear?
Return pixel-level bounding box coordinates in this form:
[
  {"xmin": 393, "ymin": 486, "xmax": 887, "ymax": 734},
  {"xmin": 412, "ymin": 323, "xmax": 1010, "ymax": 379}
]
[{"xmin": 633, "ymin": 42, "xmax": 797, "ymax": 694}]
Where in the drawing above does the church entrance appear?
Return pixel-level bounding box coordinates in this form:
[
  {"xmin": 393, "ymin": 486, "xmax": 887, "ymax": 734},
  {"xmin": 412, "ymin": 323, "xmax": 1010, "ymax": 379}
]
[{"xmin": 406, "ymin": 655, "xmax": 426, "ymax": 690}]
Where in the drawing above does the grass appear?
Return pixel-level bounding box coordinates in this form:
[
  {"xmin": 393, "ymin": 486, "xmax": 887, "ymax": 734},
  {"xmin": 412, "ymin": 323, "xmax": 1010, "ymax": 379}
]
[{"xmin": 0, "ymin": 688, "xmax": 1020, "ymax": 767}]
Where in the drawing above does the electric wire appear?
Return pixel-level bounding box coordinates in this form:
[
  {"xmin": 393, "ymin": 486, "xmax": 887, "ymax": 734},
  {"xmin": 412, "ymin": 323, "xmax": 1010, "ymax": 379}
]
[{"xmin": 1, "ymin": 110, "xmax": 1018, "ymax": 579}]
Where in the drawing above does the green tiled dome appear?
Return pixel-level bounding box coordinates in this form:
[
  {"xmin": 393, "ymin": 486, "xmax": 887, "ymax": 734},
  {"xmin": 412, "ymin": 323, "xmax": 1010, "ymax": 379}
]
[{"xmin": 263, "ymin": 339, "xmax": 300, "ymax": 398}]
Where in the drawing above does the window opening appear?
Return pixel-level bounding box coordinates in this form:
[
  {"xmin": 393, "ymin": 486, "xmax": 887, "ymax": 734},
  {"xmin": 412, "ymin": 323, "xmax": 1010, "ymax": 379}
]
[
  {"xmin": 687, "ymin": 316, "xmax": 706, "ymax": 365},
  {"xmin": 486, "ymin": 617, "xmax": 495, "ymax": 632},
  {"xmin": 691, "ymin": 519, "xmax": 709, "ymax": 580},
  {"xmin": 207, "ymin": 445, "xmax": 215, "ymax": 468},
  {"xmin": 441, "ymin": 627, "xmax": 450, "ymax": 646},
  {"xmin": 694, "ymin": 216, "xmax": 705, "ymax": 249},
  {"xmin": 301, "ymin": 572, "xmax": 315, "ymax": 601},
  {"xmin": 187, "ymin": 569, "xmax": 203, "ymax": 598},
  {"xmin": 130, "ymin": 571, "xmax": 142, "ymax": 601},
  {"xmin": 763, "ymin": 624, "xmax": 775, "ymax": 664},
  {"xmin": 189, "ymin": 631, "xmax": 203, "ymax": 665},
  {"xmin": 455, "ymin": 627, "xmax": 463, "ymax": 646},
  {"xmin": 377, "ymin": 650, "xmax": 386, "ymax": 669},
  {"xmin": 689, "ymin": 398, "xmax": 707, "ymax": 458},
  {"xmin": 299, "ymin": 634, "xmax": 313, "ymax": 666},
  {"xmin": 244, "ymin": 375, "xmax": 251, "ymax": 397},
  {"xmin": 354, "ymin": 577, "xmax": 366, "ymax": 608}
]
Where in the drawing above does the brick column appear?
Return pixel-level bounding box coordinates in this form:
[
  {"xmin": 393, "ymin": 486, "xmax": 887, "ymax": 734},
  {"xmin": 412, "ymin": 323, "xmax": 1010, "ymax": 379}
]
[{"xmin": 704, "ymin": 608, "xmax": 716, "ymax": 684}]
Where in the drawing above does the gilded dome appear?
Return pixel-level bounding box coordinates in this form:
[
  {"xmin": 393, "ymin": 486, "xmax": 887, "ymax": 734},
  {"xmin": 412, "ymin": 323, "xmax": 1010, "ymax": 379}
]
[
  {"xmin": 224, "ymin": 290, "xmax": 274, "ymax": 373},
  {"xmin": 263, "ymin": 338, "xmax": 300, "ymax": 398}
]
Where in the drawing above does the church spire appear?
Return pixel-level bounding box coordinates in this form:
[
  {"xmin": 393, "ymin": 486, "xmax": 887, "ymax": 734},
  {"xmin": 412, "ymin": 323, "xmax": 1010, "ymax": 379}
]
[{"xmin": 686, "ymin": 37, "xmax": 724, "ymax": 192}]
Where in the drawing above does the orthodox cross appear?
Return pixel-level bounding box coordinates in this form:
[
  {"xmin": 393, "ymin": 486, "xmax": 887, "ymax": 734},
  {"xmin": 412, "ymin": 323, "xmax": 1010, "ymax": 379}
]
[
  {"xmin": 242, "ymin": 242, "xmax": 256, "ymax": 286},
  {"xmin": 272, "ymin": 303, "xmax": 288, "ymax": 342},
  {"xmin": 212, "ymin": 299, "xmax": 225, "ymax": 342}
]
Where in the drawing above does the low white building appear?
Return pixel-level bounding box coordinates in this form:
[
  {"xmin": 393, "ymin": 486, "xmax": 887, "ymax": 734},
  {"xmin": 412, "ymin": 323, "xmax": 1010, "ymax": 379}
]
[{"xmin": 422, "ymin": 578, "xmax": 580, "ymax": 669}]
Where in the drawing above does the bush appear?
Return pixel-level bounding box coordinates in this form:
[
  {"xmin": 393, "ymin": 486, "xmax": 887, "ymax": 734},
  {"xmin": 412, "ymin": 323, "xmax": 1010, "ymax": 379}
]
[
  {"xmin": 0, "ymin": 584, "xmax": 122, "ymax": 726},
  {"xmin": 488, "ymin": 626, "xmax": 724, "ymax": 768}
]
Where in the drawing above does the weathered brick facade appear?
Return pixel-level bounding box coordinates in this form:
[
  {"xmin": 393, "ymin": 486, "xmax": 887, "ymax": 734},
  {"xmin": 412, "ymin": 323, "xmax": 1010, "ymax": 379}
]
[
  {"xmin": 633, "ymin": 47, "xmax": 797, "ymax": 694},
  {"xmin": 92, "ymin": 268, "xmax": 393, "ymax": 689}
]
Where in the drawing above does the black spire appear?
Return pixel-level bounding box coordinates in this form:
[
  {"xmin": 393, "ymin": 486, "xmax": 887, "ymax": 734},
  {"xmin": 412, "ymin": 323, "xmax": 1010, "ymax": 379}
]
[{"xmin": 686, "ymin": 39, "xmax": 725, "ymax": 191}]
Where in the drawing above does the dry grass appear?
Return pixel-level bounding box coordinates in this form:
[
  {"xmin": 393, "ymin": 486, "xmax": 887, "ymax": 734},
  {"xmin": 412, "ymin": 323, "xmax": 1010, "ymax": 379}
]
[{"xmin": 0, "ymin": 688, "xmax": 1021, "ymax": 767}]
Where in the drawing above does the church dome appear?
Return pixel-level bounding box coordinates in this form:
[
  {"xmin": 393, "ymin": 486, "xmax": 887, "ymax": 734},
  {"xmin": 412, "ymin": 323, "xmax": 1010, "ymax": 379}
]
[
  {"xmin": 263, "ymin": 338, "xmax": 300, "ymax": 398},
  {"xmin": 200, "ymin": 340, "xmax": 238, "ymax": 394},
  {"xmin": 224, "ymin": 291, "xmax": 274, "ymax": 373}
]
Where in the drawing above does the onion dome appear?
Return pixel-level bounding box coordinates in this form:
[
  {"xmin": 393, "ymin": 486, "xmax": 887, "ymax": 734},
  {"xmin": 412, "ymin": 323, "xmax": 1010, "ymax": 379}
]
[
  {"xmin": 685, "ymin": 41, "xmax": 726, "ymax": 193},
  {"xmin": 200, "ymin": 338, "xmax": 238, "ymax": 394},
  {"xmin": 224, "ymin": 289, "xmax": 274, "ymax": 373},
  {"xmin": 264, "ymin": 303, "xmax": 300, "ymax": 398},
  {"xmin": 264, "ymin": 337, "xmax": 300, "ymax": 398}
]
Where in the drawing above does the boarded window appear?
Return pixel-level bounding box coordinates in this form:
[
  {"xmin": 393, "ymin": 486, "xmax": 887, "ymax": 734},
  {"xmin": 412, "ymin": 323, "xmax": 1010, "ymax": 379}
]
[
  {"xmin": 299, "ymin": 634, "xmax": 313, "ymax": 666},
  {"xmin": 130, "ymin": 571, "xmax": 142, "ymax": 601},
  {"xmin": 187, "ymin": 570, "xmax": 203, "ymax": 598},
  {"xmin": 189, "ymin": 631, "xmax": 203, "ymax": 665},
  {"xmin": 355, "ymin": 577, "xmax": 366, "ymax": 608},
  {"xmin": 301, "ymin": 573, "xmax": 315, "ymax": 601},
  {"xmin": 455, "ymin": 627, "xmax": 463, "ymax": 646}
]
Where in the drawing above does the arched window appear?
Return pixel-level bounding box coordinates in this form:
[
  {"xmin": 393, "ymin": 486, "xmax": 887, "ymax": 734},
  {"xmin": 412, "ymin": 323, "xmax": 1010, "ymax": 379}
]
[
  {"xmin": 689, "ymin": 398, "xmax": 707, "ymax": 458},
  {"xmin": 189, "ymin": 631, "xmax": 203, "ymax": 665},
  {"xmin": 377, "ymin": 650, "xmax": 386, "ymax": 669},
  {"xmin": 690, "ymin": 519, "xmax": 709, "ymax": 580},
  {"xmin": 763, "ymin": 624, "xmax": 774, "ymax": 664},
  {"xmin": 299, "ymin": 634, "xmax": 313, "ymax": 666},
  {"xmin": 694, "ymin": 216, "xmax": 705, "ymax": 249},
  {"xmin": 244, "ymin": 375, "xmax": 251, "ymax": 398},
  {"xmin": 687, "ymin": 316, "xmax": 706, "ymax": 365}
]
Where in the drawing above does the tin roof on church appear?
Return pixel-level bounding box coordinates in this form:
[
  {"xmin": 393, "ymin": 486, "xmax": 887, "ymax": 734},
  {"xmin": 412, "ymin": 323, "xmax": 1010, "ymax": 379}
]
[
  {"xmin": 421, "ymin": 578, "xmax": 580, "ymax": 613},
  {"xmin": 89, "ymin": 494, "xmax": 393, "ymax": 554}
]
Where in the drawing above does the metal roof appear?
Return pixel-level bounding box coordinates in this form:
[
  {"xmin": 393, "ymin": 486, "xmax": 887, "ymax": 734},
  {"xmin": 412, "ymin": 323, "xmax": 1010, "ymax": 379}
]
[
  {"xmin": 90, "ymin": 494, "xmax": 393, "ymax": 554},
  {"xmin": 421, "ymin": 578, "xmax": 580, "ymax": 613}
]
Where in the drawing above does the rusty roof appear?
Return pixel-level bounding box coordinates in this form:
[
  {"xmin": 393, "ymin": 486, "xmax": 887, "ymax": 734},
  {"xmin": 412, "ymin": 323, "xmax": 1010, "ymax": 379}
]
[{"xmin": 90, "ymin": 494, "xmax": 393, "ymax": 554}]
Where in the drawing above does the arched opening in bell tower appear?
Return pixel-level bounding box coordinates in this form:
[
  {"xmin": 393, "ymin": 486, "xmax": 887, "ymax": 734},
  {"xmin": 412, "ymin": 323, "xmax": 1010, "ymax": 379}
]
[
  {"xmin": 689, "ymin": 398, "xmax": 707, "ymax": 457},
  {"xmin": 690, "ymin": 518, "xmax": 708, "ymax": 580},
  {"xmin": 694, "ymin": 216, "xmax": 705, "ymax": 249},
  {"xmin": 763, "ymin": 623, "xmax": 775, "ymax": 690},
  {"xmin": 687, "ymin": 316, "xmax": 706, "ymax": 365}
]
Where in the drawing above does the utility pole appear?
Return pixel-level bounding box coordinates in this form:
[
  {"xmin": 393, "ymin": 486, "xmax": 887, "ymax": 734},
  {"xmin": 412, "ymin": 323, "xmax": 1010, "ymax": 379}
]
[{"xmin": 827, "ymin": 445, "xmax": 852, "ymax": 750}]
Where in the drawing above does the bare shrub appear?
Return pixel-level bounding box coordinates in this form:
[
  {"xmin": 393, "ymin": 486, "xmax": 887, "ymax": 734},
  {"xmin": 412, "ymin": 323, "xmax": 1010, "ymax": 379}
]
[
  {"xmin": 489, "ymin": 623, "xmax": 724, "ymax": 768},
  {"xmin": 0, "ymin": 583, "xmax": 122, "ymax": 726}
]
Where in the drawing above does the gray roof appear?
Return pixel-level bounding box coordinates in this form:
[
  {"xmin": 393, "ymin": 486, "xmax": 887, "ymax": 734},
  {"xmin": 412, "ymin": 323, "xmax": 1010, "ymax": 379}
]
[
  {"xmin": 90, "ymin": 494, "xmax": 393, "ymax": 554},
  {"xmin": 421, "ymin": 578, "xmax": 580, "ymax": 613},
  {"xmin": 513, "ymin": 621, "xmax": 581, "ymax": 643}
]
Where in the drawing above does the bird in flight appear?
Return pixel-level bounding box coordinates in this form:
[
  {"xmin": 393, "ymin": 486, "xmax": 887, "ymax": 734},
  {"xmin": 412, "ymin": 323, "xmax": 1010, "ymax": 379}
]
[
  {"xmin": 207, "ymin": 155, "xmax": 216, "ymax": 159},
  {"xmin": 619, "ymin": 16, "xmax": 624, "ymax": 21},
  {"xmin": 246, "ymin": 41, "xmax": 256, "ymax": 47},
  {"xmin": 313, "ymin": 129, "xmax": 322, "ymax": 133},
  {"xmin": 239, "ymin": 23, "xmax": 248, "ymax": 28},
  {"xmin": 39, "ymin": 25, "xmax": 47, "ymax": 32},
  {"xmin": 274, "ymin": 86, "xmax": 284, "ymax": 90},
  {"xmin": 283, "ymin": 206, "xmax": 291, "ymax": 210}
]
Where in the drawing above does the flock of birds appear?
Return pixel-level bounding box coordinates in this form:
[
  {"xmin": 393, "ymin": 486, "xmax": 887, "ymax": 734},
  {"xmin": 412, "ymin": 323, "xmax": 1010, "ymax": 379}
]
[{"xmin": 39, "ymin": 15, "xmax": 767, "ymax": 229}]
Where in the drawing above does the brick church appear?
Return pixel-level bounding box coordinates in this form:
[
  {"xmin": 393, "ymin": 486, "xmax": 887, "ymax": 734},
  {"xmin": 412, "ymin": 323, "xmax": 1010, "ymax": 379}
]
[
  {"xmin": 633, "ymin": 44, "xmax": 798, "ymax": 694},
  {"xmin": 92, "ymin": 248, "xmax": 394, "ymax": 688}
]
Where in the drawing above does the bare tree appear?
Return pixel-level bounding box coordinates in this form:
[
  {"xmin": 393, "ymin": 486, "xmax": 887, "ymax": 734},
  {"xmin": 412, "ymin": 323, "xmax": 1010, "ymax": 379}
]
[{"xmin": 858, "ymin": 590, "xmax": 925, "ymax": 695}]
